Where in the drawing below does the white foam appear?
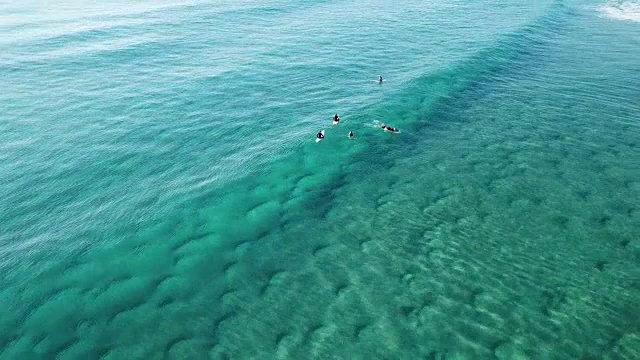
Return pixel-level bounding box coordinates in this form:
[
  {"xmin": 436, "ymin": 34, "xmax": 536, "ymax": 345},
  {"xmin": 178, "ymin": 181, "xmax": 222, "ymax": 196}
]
[{"xmin": 597, "ymin": 1, "xmax": 640, "ymax": 22}]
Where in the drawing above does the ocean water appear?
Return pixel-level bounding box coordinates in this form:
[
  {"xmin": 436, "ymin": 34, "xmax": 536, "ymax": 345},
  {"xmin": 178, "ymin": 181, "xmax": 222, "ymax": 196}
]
[{"xmin": 1, "ymin": 0, "xmax": 639, "ymax": 358}]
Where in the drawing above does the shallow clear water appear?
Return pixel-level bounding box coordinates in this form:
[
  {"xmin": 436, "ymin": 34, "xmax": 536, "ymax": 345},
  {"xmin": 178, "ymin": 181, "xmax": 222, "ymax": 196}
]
[{"xmin": 0, "ymin": 0, "xmax": 639, "ymax": 359}]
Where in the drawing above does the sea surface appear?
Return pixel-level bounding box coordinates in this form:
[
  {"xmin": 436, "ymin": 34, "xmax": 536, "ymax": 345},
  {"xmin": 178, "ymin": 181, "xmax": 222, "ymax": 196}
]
[{"xmin": 0, "ymin": 0, "xmax": 639, "ymax": 358}]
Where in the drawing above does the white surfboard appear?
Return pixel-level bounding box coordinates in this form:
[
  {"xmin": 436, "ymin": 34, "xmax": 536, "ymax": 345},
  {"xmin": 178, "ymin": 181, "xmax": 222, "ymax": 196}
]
[
  {"xmin": 315, "ymin": 130, "xmax": 325, "ymax": 142},
  {"xmin": 332, "ymin": 120, "xmax": 339, "ymax": 125}
]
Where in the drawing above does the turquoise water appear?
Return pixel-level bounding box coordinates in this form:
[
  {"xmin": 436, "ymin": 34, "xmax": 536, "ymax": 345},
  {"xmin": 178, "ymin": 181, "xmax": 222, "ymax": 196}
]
[{"xmin": 1, "ymin": 0, "xmax": 639, "ymax": 358}]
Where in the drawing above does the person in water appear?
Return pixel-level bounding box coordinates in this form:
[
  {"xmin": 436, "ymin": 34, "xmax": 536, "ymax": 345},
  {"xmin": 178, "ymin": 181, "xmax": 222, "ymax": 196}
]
[
  {"xmin": 348, "ymin": 130, "xmax": 354, "ymax": 139},
  {"xmin": 333, "ymin": 113, "xmax": 340, "ymax": 122},
  {"xmin": 317, "ymin": 131, "xmax": 324, "ymax": 139},
  {"xmin": 381, "ymin": 124, "xmax": 398, "ymax": 132},
  {"xmin": 378, "ymin": 75, "xmax": 383, "ymax": 83}
]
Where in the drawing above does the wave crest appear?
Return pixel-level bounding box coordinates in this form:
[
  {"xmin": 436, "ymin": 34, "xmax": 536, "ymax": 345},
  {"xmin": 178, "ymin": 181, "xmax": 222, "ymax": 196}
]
[{"xmin": 598, "ymin": 1, "xmax": 640, "ymax": 22}]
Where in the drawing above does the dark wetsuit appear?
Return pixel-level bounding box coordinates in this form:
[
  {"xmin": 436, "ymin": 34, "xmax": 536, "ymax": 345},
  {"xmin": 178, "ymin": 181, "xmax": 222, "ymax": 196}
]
[{"xmin": 317, "ymin": 132, "xmax": 324, "ymax": 139}]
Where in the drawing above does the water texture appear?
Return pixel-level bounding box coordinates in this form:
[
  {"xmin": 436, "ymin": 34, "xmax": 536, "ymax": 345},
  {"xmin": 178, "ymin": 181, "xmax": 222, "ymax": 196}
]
[{"xmin": 0, "ymin": 0, "xmax": 638, "ymax": 359}]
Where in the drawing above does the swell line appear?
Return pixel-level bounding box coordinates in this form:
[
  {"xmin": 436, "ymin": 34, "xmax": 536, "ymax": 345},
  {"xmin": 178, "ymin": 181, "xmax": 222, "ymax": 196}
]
[{"xmin": 375, "ymin": 0, "xmax": 573, "ymax": 136}]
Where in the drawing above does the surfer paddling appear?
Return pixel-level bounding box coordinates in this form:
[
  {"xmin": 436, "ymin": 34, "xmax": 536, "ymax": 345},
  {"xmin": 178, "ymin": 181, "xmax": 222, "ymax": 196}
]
[{"xmin": 381, "ymin": 124, "xmax": 399, "ymax": 133}]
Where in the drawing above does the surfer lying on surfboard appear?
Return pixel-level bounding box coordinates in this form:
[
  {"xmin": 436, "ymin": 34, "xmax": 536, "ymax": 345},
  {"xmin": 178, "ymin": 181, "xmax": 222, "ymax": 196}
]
[
  {"xmin": 381, "ymin": 124, "xmax": 399, "ymax": 133},
  {"xmin": 317, "ymin": 131, "xmax": 325, "ymax": 140},
  {"xmin": 333, "ymin": 113, "xmax": 340, "ymax": 124}
]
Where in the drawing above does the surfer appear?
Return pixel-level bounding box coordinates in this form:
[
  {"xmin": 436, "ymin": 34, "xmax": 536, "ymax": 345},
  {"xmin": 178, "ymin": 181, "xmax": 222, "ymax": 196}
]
[
  {"xmin": 333, "ymin": 113, "xmax": 340, "ymax": 123},
  {"xmin": 348, "ymin": 130, "xmax": 354, "ymax": 139},
  {"xmin": 381, "ymin": 124, "xmax": 399, "ymax": 133},
  {"xmin": 378, "ymin": 75, "xmax": 383, "ymax": 83},
  {"xmin": 316, "ymin": 131, "xmax": 325, "ymax": 140}
]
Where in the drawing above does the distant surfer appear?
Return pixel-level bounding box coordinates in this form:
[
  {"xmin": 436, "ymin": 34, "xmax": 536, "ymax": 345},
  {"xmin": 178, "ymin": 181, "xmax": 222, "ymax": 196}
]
[
  {"xmin": 348, "ymin": 130, "xmax": 354, "ymax": 139},
  {"xmin": 316, "ymin": 130, "xmax": 325, "ymax": 140},
  {"xmin": 378, "ymin": 75, "xmax": 383, "ymax": 83},
  {"xmin": 333, "ymin": 113, "xmax": 340, "ymax": 124},
  {"xmin": 381, "ymin": 124, "xmax": 399, "ymax": 133}
]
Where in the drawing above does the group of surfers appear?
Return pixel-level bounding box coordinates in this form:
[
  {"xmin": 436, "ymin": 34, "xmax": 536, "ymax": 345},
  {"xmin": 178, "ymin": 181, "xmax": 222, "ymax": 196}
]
[
  {"xmin": 316, "ymin": 115, "xmax": 398, "ymax": 141},
  {"xmin": 316, "ymin": 75, "xmax": 397, "ymax": 141}
]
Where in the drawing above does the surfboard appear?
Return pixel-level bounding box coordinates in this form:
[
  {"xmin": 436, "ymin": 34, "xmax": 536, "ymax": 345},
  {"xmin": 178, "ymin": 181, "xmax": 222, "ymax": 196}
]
[
  {"xmin": 315, "ymin": 130, "xmax": 325, "ymax": 142},
  {"xmin": 332, "ymin": 120, "xmax": 339, "ymax": 125}
]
